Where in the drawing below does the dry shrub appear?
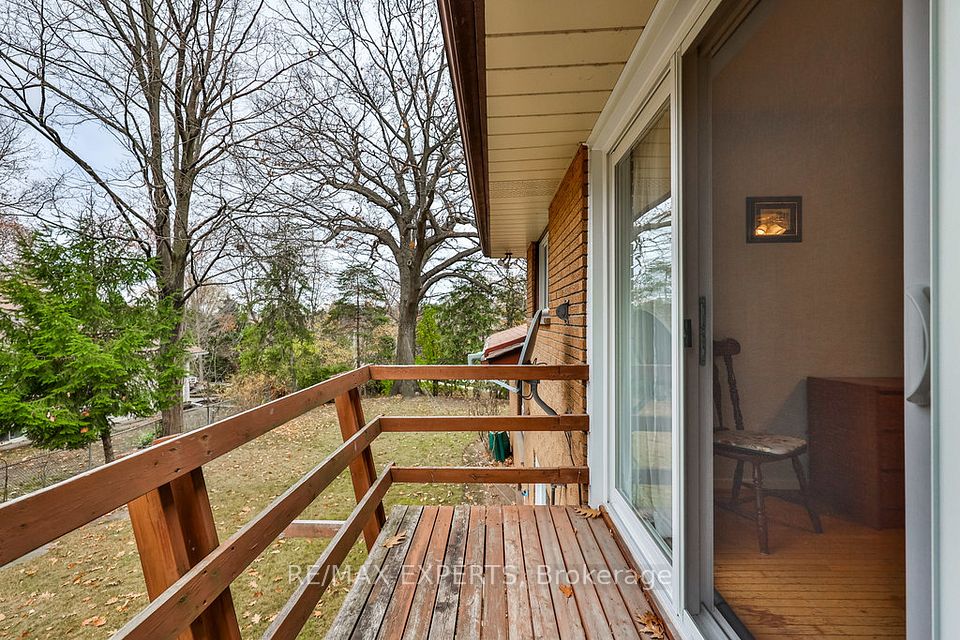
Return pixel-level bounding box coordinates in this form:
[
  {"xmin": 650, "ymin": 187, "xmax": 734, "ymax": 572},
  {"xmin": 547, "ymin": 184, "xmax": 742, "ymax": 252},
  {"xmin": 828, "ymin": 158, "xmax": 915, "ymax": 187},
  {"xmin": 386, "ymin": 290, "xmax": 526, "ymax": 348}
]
[{"xmin": 225, "ymin": 372, "xmax": 285, "ymax": 410}]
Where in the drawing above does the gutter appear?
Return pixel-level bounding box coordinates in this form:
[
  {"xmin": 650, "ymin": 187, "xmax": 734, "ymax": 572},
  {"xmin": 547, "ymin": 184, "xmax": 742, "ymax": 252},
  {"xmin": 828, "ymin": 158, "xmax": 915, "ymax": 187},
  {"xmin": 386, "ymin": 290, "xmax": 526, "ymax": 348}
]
[{"xmin": 437, "ymin": 0, "xmax": 491, "ymax": 256}]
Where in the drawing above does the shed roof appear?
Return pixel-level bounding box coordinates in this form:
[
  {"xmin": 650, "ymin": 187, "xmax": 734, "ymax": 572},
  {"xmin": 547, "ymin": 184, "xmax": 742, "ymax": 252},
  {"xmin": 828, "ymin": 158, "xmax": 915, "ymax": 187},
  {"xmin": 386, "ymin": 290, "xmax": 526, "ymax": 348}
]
[{"xmin": 481, "ymin": 323, "xmax": 527, "ymax": 361}]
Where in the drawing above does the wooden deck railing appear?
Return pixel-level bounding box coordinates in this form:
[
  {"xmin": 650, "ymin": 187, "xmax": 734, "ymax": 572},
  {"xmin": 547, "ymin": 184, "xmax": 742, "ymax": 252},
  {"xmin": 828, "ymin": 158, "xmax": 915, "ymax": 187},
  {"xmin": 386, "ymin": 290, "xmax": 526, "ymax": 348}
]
[{"xmin": 0, "ymin": 364, "xmax": 589, "ymax": 640}]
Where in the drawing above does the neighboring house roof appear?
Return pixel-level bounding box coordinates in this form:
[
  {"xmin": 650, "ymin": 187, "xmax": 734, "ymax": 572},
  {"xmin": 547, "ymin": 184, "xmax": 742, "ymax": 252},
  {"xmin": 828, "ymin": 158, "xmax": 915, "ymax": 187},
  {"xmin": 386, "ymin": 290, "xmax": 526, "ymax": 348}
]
[
  {"xmin": 481, "ymin": 323, "xmax": 527, "ymax": 361},
  {"xmin": 438, "ymin": 0, "xmax": 657, "ymax": 257}
]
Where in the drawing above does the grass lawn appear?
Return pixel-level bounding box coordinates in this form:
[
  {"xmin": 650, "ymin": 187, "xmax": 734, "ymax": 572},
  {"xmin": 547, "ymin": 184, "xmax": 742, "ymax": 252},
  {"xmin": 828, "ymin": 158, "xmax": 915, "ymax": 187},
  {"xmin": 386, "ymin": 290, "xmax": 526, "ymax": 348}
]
[{"xmin": 0, "ymin": 395, "xmax": 502, "ymax": 639}]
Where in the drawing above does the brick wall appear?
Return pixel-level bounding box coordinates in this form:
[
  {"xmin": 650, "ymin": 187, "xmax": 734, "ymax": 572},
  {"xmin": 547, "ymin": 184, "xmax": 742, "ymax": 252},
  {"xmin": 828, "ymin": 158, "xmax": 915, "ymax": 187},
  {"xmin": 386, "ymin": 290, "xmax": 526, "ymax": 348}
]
[{"xmin": 514, "ymin": 145, "xmax": 588, "ymax": 506}]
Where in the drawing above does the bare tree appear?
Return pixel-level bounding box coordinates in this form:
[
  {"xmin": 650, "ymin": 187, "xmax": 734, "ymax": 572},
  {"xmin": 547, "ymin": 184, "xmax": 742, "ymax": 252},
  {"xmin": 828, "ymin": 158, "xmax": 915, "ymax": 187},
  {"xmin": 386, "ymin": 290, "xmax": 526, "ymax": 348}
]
[
  {"xmin": 263, "ymin": 0, "xmax": 480, "ymax": 395},
  {"xmin": 0, "ymin": 119, "xmax": 56, "ymax": 261},
  {"xmin": 0, "ymin": 0, "xmax": 306, "ymax": 432}
]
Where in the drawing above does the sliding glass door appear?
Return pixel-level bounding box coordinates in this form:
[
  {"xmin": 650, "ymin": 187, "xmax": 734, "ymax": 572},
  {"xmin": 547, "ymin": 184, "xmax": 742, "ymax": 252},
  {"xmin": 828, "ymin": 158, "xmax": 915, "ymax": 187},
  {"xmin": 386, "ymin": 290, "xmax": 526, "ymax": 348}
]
[{"xmin": 615, "ymin": 104, "xmax": 675, "ymax": 553}]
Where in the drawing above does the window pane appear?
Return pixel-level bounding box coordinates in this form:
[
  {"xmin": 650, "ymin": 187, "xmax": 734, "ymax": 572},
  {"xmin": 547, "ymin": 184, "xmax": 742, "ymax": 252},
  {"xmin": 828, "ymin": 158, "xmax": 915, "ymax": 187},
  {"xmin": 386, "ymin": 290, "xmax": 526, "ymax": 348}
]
[{"xmin": 616, "ymin": 106, "xmax": 673, "ymax": 552}]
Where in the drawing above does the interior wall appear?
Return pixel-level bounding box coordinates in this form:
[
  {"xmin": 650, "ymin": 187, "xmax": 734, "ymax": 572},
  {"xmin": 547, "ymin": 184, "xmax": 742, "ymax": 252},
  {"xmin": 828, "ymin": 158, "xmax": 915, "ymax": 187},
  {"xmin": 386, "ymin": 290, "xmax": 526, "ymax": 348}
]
[{"xmin": 711, "ymin": 0, "xmax": 903, "ymax": 485}]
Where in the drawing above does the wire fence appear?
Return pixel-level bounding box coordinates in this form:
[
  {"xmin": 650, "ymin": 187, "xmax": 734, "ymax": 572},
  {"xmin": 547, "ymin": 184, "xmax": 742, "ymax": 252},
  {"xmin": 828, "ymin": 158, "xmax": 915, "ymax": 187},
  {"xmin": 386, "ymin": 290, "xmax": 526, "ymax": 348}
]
[{"xmin": 0, "ymin": 401, "xmax": 239, "ymax": 503}]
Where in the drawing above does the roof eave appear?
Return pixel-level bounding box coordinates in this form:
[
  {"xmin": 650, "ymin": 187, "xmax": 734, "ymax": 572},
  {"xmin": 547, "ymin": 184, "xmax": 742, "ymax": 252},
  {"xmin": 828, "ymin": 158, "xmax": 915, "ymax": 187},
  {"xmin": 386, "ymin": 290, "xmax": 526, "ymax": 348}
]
[{"xmin": 438, "ymin": 0, "xmax": 492, "ymax": 257}]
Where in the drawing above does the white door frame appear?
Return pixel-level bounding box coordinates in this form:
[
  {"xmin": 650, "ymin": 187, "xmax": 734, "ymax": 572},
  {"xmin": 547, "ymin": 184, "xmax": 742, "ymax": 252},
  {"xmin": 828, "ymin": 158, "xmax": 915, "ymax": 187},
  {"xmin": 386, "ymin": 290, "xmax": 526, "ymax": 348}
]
[
  {"xmin": 604, "ymin": 73, "xmax": 680, "ymax": 612},
  {"xmin": 933, "ymin": 0, "xmax": 960, "ymax": 636},
  {"xmin": 588, "ymin": 0, "xmax": 937, "ymax": 638},
  {"xmin": 903, "ymin": 1, "xmax": 933, "ymax": 637},
  {"xmin": 586, "ymin": 1, "xmax": 725, "ymax": 635}
]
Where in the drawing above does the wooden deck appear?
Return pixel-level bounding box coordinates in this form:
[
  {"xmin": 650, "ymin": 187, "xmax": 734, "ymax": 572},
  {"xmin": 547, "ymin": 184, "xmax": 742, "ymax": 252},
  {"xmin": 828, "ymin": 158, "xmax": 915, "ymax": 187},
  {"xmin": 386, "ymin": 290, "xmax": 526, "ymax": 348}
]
[
  {"xmin": 327, "ymin": 505, "xmax": 658, "ymax": 640},
  {"xmin": 0, "ymin": 364, "xmax": 591, "ymax": 640}
]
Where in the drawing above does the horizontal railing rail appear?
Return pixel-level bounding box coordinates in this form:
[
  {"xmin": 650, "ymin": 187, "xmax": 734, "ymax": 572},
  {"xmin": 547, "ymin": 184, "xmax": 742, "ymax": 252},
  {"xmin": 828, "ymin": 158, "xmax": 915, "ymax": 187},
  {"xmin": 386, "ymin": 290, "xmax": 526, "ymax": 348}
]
[
  {"xmin": 0, "ymin": 363, "xmax": 590, "ymax": 640},
  {"xmin": 390, "ymin": 465, "xmax": 589, "ymax": 485},
  {"xmin": 369, "ymin": 364, "xmax": 589, "ymax": 380},
  {"xmin": 0, "ymin": 366, "xmax": 372, "ymax": 565},
  {"xmin": 377, "ymin": 414, "xmax": 589, "ymax": 432}
]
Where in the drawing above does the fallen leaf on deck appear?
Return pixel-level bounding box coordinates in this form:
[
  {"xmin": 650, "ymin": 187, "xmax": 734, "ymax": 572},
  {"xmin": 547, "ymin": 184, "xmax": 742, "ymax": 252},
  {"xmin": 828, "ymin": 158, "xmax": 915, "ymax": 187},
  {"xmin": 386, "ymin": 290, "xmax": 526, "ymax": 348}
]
[
  {"xmin": 382, "ymin": 533, "xmax": 407, "ymax": 549},
  {"xmin": 635, "ymin": 611, "xmax": 666, "ymax": 639},
  {"xmin": 558, "ymin": 584, "xmax": 574, "ymax": 599},
  {"xmin": 573, "ymin": 506, "xmax": 602, "ymax": 519}
]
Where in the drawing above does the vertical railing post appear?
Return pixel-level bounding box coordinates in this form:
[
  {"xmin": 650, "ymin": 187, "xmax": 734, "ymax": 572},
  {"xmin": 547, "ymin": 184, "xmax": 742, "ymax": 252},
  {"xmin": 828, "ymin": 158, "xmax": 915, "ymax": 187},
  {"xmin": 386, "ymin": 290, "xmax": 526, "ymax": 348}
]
[
  {"xmin": 335, "ymin": 387, "xmax": 385, "ymax": 550},
  {"xmin": 127, "ymin": 460, "xmax": 242, "ymax": 640}
]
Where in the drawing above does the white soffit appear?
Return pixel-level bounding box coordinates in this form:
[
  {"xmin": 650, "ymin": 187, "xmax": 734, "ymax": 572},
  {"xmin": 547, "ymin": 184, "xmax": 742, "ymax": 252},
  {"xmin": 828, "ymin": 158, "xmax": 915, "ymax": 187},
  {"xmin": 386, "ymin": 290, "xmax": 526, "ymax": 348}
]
[{"xmin": 484, "ymin": 0, "xmax": 658, "ymax": 256}]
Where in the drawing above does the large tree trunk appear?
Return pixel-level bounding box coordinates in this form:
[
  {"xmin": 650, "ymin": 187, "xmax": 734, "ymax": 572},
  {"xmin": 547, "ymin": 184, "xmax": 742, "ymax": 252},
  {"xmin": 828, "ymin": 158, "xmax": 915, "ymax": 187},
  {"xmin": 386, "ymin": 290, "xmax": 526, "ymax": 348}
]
[
  {"xmin": 161, "ymin": 403, "xmax": 184, "ymax": 436},
  {"xmin": 100, "ymin": 429, "xmax": 115, "ymax": 463},
  {"xmin": 159, "ymin": 316, "xmax": 186, "ymax": 436},
  {"xmin": 393, "ymin": 269, "xmax": 420, "ymax": 397}
]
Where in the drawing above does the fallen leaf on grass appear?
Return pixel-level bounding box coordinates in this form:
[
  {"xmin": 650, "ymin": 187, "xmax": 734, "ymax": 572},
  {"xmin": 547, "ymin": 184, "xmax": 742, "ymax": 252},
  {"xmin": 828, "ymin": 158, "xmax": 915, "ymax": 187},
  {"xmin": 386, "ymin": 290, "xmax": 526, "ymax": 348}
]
[
  {"xmin": 82, "ymin": 615, "xmax": 107, "ymax": 628},
  {"xmin": 635, "ymin": 611, "xmax": 666, "ymax": 639},
  {"xmin": 573, "ymin": 506, "xmax": 602, "ymax": 519},
  {"xmin": 558, "ymin": 584, "xmax": 574, "ymax": 599},
  {"xmin": 382, "ymin": 533, "xmax": 407, "ymax": 549}
]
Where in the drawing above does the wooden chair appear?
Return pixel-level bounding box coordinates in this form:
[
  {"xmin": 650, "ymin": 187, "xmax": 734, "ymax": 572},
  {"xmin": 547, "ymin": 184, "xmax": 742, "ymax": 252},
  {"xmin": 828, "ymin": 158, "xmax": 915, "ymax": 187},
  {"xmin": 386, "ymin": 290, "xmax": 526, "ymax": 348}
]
[{"xmin": 713, "ymin": 338, "xmax": 822, "ymax": 554}]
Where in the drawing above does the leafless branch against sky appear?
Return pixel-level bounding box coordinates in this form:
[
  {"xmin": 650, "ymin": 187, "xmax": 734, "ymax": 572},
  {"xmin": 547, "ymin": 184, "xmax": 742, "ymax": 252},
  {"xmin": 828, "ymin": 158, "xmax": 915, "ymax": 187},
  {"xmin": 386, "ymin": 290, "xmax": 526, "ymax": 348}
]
[
  {"xmin": 0, "ymin": 0, "xmax": 489, "ymax": 410},
  {"xmin": 250, "ymin": 0, "xmax": 480, "ymax": 393}
]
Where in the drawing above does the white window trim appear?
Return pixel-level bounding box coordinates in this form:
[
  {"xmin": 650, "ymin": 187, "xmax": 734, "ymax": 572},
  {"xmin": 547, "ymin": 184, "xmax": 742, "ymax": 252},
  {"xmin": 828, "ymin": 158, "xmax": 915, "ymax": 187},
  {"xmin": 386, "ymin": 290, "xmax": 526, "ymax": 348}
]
[
  {"xmin": 537, "ymin": 233, "xmax": 549, "ymax": 312},
  {"xmin": 602, "ymin": 68, "xmax": 681, "ymax": 617},
  {"xmin": 586, "ymin": 0, "xmax": 729, "ymax": 636}
]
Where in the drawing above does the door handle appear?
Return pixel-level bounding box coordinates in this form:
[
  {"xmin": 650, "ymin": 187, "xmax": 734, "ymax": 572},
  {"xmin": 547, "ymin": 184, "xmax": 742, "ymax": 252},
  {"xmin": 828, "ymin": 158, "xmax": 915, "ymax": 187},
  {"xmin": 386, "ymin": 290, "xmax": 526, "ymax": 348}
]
[{"xmin": 905, "ymin": 284, "xmax": 930, "ymax": 406}]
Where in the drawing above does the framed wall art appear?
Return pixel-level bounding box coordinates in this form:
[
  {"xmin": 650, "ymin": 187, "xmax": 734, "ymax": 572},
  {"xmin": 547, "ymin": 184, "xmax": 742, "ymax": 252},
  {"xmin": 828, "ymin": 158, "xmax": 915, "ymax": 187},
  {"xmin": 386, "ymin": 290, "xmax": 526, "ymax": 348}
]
[{"xmin": 746, "ymin": 196, "xmax": 802, "ymax": 243}]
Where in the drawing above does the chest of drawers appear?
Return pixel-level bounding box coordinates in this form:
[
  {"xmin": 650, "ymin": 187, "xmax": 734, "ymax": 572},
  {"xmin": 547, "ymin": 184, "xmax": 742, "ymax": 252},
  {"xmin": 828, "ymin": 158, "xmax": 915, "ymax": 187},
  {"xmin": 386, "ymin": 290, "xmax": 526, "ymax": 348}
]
[{"xmin": 807, "ymin": 377, "xmax": 904, "ymax": 529}]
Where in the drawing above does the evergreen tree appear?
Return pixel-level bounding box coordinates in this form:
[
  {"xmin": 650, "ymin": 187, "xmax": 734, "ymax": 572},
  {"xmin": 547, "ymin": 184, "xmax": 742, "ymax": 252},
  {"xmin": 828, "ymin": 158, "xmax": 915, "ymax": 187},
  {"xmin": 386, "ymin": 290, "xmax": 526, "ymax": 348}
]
[
  {"xmin": 0, "ymin": 233, "xmax": 182, "ymax": 461},
  {"xmin": 239, "ymin": 233, "xmax": 312, "ymax": 392},
  {"xmin": 494, "ymin": 260, "xmax": 526, "ymax": 328},
  {"xmin": 416, "ymin": 280, "xmax": 498, "ymax": 367},
  {"xmin": 415, "ymin": 260, "xmax": 527, "ymax": 367},
  {"xmin": 327, "ymin": 264, "xmax": 391, "ymax": 368}
]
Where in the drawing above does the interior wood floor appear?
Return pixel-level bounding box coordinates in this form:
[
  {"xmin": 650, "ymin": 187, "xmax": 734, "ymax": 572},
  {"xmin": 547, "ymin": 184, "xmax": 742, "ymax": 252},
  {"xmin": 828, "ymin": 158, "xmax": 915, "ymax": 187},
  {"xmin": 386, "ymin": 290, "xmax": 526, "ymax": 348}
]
[
  {"xmin": 715, "ymin": 495, "xmax": 905, "ymax": 639},
  {"xmin": 327, "ymin": 505, "xmax": 659, "ymax": 640}
]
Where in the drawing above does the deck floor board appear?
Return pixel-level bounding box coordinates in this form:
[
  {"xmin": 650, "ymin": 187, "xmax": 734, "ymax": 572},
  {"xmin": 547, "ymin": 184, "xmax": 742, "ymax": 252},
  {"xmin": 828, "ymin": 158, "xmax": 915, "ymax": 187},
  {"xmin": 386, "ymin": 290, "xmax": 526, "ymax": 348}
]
[
  {"xmin": 455, "ymin": 506, "xmax": 485, "ymax": 640},
  {"xmin": 351, "ymin": 507, "xmax": 423, "ymax": 640},
  {"xmin": 502, "ymin": 505, "xmax": 533, "ymax": 640},
  {"xmin": 429, "ymin": 506, "xmax": 470, "ymax": 637},
  {"xmin": 328, "ymin": 505, "xmax": 407, "ymax": 640},
  {"xmin": 482, "ymin": 506, "xmax": 507, "ymax": 640},
  {"xmin": 377, "ymin": 506, "xmax": 438, "ymax": 640},
  {"xmin": 327, "ymin": 506, "xmax": 656, "ymax": 640}
]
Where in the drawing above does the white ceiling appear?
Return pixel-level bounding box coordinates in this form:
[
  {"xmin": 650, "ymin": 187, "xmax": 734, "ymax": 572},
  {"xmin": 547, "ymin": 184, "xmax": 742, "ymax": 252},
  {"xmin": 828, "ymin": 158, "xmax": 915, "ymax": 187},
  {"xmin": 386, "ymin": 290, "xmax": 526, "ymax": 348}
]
[{"xmin": 483, "ymin": 0, "xmax": 659, "ymax": 256}]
